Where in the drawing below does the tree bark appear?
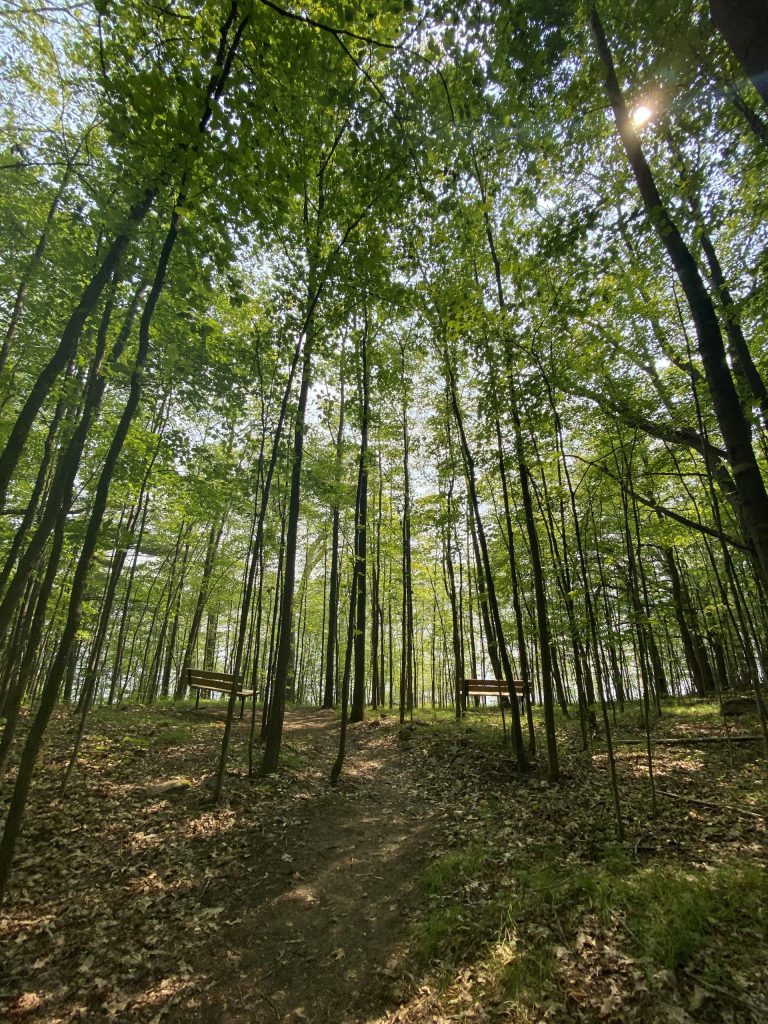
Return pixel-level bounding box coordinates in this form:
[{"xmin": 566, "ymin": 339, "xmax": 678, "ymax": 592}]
[{"xmin": 710, "ymin": 0, "xmax": 768, "ymax": 105}]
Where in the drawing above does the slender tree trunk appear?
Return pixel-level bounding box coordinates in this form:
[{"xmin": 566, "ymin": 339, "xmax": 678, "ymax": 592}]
[
  {"xmin": 323, "ymin": 354, "xmax": 346, "ymax": 709},
  {"xmin": 0, "ymin": 281, "xmax": 120, "ymax": 647},
  {"xmin": 0, "ymin": 525, "xmax": 65, "ymax": 780},
  {"xmin": 109, "ymin": 488, "xmax": 151, "ymax": 703},
  {"xmin": 400, "ymin": 352, "xmax": 415, "ymax": 725},
  {"xmin": 695, "ymin": 217, "xmax": 768, "ymax": 427},
  {"xmin": 213, "ymin": 332, "xmax": 303, "ymax": 799},
  {"xmin": 0, "ymin": 175, "xmax": 189, "ymax": 900},
  {"xmin": 331, "ymin": 416, "xmax": 367, "ymax": 783},
  {"xmin": 442, "ymin": 475, "xmax": 464, "ymax": 720},
  {"xmin": 0, "ymin": 372, "xmax": 70, "ymax": 600},
  {"xmin": 0, "ymin": 155, "xmax": 79, "ymax": 376},
  {"xmin": 0, "ymin": 190, "xmax": 154, "ymax": 510},
  {"xmin": 330, "ymin": 538, "xmax": 358, "ymax": 786},
  {"xmin": 507, "ymin": 401, "xmax": 553, "ymax": 776},
  {"xmin": 371, "ymin": 453, "xmax": 383, "ymax": 708}
]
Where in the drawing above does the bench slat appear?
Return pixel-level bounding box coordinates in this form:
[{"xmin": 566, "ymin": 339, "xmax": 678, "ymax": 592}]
[
  {"xmin": 187, "ymin": 668, "xmax": 242, "ymax": 684},
  {"xmin": 188, "ymin": 683, "xmax": 254, "ymax": 697},
  {"xmin": 463, "ymin": 678, "xmax": 525, "ymax": 696}
]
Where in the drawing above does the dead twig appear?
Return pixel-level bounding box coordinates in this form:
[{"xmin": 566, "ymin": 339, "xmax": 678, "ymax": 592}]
[{"xmin": 657, "ymin": 789, "xmax": 767, "ymax": 820}]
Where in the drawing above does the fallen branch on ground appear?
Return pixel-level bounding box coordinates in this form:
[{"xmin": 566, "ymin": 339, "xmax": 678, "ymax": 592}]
[
  {"xmin": 613, "ymin": 735, "xmax": 763, "ymax": 746},
  {"xmin": 657, "ymin": 789, "xmax": 766, "ymax": 820}
]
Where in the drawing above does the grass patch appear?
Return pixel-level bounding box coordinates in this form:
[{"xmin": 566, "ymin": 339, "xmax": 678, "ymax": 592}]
[
  {"xmin": 413, "ymin": 845, "xmax": 498, "ymax": 964},
  {"xmin": 664, "ymin": 699, "xmax": 722, "ymax": 718},
  {"xmin": 233, "ymin": 738, "xmax": 303, "ymax": 771},
  {"xmin": 413, "ymin": 905, "xmax": 474, "ymax": 962},
  {"xmin": 90, "ymin": 705, "xmax": 160, "ymax": 727},
  {"xmin": 121, "ymin": 734, "xmax": 150, "ymax": 749},
  {"xmin": 408, "ymin": 710, "xmax": 509, "ymax": 756},
  {"xmin": 277, "ymin": 747, "xmax": 304, "ymax": 770},
  {"xmin": 498, "ymin": 945, "xmax": 556, "ymax": 1000},
  {"xmin": 414, "ymin": 839, "xmax": 768, "ymax": 1006},
  {"xmin": 157, "ymin": 724, "xmax": 200, "ymax": 745},
  {"xmin": 506, "ymin": 851, "xmax": 767, "ymax": 971},
  {"xmin": 621, "ymin": 863, "xmax": 768, "ymax": 972},
  {"xmin": 421, "ymin": 845, "xmax": 487, "ymax": 895}
]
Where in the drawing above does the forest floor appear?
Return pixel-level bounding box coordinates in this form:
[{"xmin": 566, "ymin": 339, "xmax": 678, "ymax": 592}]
[{"xmin": 1, "ymin": 698, "xmax": 767, "ymax": 1023}]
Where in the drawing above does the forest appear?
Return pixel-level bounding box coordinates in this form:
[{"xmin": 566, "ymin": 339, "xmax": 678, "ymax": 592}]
[{"xmin": 0, "ymin": 0, "xmax": 767, "ymax": 1021}]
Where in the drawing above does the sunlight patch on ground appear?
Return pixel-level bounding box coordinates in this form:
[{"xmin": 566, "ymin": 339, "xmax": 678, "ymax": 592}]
[
  {"xmin": 126, "ymin": 830, "xmax": 165, "ymax": 854},
  {"xmin": 113, "ymin": 971, "xmax": 196, "ymax": 1018},
  {"xmin": 280, "ymin": 883, "xmax": 321, "ymax": 905},
  {"xmin": 183, "ymin": 808, "xmax": 237, "ymax": 837}
]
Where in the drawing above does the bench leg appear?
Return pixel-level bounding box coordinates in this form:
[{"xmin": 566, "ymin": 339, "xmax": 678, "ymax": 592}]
[
  {"xmin": 195, "ymin": 689, "xmax": 200, "ymax": 710},
  {"xmin": 239, "ymin": 695, "xmax": 245, "ymax": 719},
  {"xmin": 500, "ymin": 698, "xmax": 507, "ymax": 743}
]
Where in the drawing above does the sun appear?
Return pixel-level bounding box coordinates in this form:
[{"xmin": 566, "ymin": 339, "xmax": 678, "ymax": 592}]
[{"xmin": 631, "ymin": 104, "xmax": 653, "ymax": 127}]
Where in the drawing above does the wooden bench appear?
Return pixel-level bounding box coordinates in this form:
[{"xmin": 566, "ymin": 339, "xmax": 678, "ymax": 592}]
[
  {"xmin": 186, "ymin": 668, "xmax": 254, "ymax": 719},
  {"xmin": 462, "ymin": 678, "xmax": 526, "ymax": 742}
]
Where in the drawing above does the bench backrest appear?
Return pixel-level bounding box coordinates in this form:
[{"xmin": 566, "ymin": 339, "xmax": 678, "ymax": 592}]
[
  {"xmin": 463, "ymin": 678, "xmax": 525, "ymax": 696},
  {"xmin": 186, "ymin": 668, "xmax": 242, "ymax": 690}
]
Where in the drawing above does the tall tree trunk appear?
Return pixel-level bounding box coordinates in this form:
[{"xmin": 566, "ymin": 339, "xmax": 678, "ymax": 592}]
[
  {"xmin": 0, "ymin": 173, "xmax": 190, "ymax": 901},
  {"xmin": 323, "ymin": 360, "xmax": 346, "ymax": 709},
  {"xmin": 0, "ymin": 281, "xmax": 121, "ymax": 646},
  {"xmin": 0, "ymin": 367, "xmax": 71, "ymax": 599},
  {"xmin": 442, "ymin": 469, "xmax": 464, "ymax": 720},
  {"xmin": 589, "ymin": 4, "xmax": 768, "ymax": 585},
  {"xmin": 710, "ymin": 0, "xmax": 768, "ymax": 106},
  {"xmin": 350, "ymin": 314, "xmax": 369, "ymax": 724},
  {"xmin": 260, "ymin": 321, "xmax": 316, "ymax": 774},
  {"xmin": 109, "ymin": 488, "xmax": 151, "ymax": 703},
  {"xmin": 371, "ymin": 452, "xmax": 383, "ymax": 708},
  {"xmin": 0, "ymin": 526, "xmax": 64, "ymax": 780},
  {"xmin": 446, "ymin": 366, "xmax": 529, "ymax": 771},
  {"xmin": 400, "ymin": 346, "xmax": 415, "ymax": 725},
  {"xmin": 495, "ymin": 420, "xmax": 537, "ymax": 751},
  {"xmin": 507, "ymin": 399, "xmax": 554, "ymax": 776},
  {"xmin": 161, "ymin": 537, "xmax": 190, "ymax": 698},
  {"xmin": 213, "ymin": 331, "xmax": 303, "ymax": 799},
  {"xmin": 331, "ymin": 415, "xmax": 368, "ymax": 783},
  {"xmin": 330, "ymin": 534, "xmax": 359, "ymax": 785}
]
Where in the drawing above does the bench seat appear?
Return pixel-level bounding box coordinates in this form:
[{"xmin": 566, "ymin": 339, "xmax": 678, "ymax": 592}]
[
  {"xmin": 461, "ymin": 678, "xmax": 527, "ymax": 741},
  {"xmin": 186, "ymin": 668, "xmax": 254, "ymax": 718}
]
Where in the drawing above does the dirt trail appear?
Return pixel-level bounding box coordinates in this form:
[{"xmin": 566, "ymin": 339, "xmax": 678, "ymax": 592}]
[
  {"xmin": 168, "ymin": 710, "xmax": 447, "ymax": 1024},
  {"xmin": 2, "ymin": 705, "xmax": 452, "ymax": 1024}
]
